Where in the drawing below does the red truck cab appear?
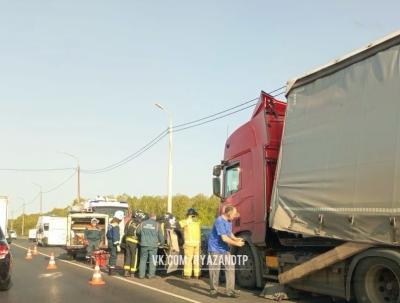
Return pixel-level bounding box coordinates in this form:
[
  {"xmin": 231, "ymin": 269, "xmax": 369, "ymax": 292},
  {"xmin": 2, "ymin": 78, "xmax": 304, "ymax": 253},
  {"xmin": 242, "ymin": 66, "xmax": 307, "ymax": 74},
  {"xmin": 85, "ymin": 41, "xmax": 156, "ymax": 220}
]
[{"xmin": 212, "ymin": 91, "xmax": 286, "ymax": 288}]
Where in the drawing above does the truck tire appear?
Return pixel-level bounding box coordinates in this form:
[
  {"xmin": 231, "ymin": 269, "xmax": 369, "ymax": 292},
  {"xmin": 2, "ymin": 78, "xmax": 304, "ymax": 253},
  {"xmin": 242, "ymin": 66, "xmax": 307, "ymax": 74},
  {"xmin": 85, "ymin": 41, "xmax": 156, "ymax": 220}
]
[
  {"xmin": 235, "ymin": 243, "xmax": 257, "ymax": 289},
  {"xmin": 354, "ymin": 257, "xmax": 400, "ymax": 303}
]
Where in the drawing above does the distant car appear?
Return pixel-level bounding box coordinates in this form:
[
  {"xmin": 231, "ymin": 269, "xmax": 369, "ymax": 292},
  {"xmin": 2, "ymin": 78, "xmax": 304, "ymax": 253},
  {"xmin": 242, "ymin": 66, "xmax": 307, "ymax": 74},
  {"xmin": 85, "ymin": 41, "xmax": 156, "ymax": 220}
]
[
  {"xmin": 8, "ymin": 230, "xmax": 17, "ymax": 240},
  {"xmin": 0, "ymin": 227, "xmax": 12, "ymax": 291}
]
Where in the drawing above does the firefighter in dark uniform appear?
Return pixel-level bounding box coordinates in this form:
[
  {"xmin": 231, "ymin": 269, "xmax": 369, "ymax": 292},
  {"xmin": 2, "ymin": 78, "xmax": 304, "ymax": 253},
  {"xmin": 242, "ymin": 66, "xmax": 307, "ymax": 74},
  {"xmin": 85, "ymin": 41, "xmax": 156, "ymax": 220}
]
[
  {"xmin": 137, "ymin": 213, "xmax": 164, "ymax": 279},
  {"xmin": 107, "ymin": 210, "xmax": 124, "ymax": 276},
  {"xmin": 123, "ymin": 210, "xmax": 146, "ymax": 277}
]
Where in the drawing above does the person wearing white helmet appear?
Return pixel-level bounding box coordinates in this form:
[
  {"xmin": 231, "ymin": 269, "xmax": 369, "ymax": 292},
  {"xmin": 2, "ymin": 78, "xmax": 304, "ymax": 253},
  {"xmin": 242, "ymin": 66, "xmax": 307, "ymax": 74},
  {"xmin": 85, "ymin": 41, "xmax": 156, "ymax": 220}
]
[
  {"xmin": 106, "ymin": 210, "xmax": 124, "ymax": 275},
  {"xmin": 84, "ymin": 217, "xmax": 101, "ymax": 259}
]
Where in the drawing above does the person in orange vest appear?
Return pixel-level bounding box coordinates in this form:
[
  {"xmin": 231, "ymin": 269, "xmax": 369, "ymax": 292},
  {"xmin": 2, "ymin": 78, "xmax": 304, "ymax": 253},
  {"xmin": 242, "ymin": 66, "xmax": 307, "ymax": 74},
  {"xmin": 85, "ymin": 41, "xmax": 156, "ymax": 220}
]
[{"xmin": 179, "ymin": 208, "xmax": 201, "ymax": 279}]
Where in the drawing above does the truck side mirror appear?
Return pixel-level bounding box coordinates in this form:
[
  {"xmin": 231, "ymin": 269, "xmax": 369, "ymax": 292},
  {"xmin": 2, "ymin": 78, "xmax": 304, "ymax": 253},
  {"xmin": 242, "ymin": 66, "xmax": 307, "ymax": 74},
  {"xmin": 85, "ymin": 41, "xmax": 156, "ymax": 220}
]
[
  {"xmin": 213, "ymin": 165, "xmax": 222, "ymax": 177},
  {"xmin": 213, "ymin": 177, "xmax": 222, "ymax": 198}
]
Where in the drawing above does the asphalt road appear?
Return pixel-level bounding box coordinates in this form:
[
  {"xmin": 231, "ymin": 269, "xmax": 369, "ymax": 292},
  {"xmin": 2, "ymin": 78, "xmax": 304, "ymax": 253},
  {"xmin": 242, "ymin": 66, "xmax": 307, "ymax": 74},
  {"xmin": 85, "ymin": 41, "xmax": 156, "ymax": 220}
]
[{"xmin": 0, "ymin": 239, "xmax": 342, "ymax": 303}]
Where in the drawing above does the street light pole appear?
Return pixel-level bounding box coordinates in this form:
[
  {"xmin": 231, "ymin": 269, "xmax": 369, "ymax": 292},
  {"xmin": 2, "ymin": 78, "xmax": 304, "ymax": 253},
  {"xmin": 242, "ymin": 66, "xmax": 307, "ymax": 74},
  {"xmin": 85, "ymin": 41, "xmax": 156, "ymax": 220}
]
[
  {"xmin": 155, "ymin": 103, "xmax": 173, "ymax": 213},
  {"xmin": 58, "ymin": 152, "xmax": 80, "ymax": 205},
  {"xmin": 21, "ymin": 203, "xmax": 25, "ymax": 237},
  {"xmin": 33, "ymin": 183, "xmax": 43, "ymax": 215},
  {"xmin": 10, "ymin": 210, "xmax": 14, "ymax": 231}
]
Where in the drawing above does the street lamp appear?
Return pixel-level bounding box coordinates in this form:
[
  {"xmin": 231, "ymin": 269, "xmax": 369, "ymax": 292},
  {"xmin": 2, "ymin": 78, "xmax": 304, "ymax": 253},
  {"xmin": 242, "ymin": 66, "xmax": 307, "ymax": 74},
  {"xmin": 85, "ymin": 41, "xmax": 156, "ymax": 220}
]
[
  {"xmin": 155, "ymin": 103, "xmax": 173, "ymax": 213},
  {"xmin": 33, "ymin": 183, "xmax": 43, "ymax": 215},
  {"xmin": 16, "ymin": 197, "xmax": 25, "ymax": 236},
  {"xmin": 58, "ymin": 151, "xmax": 80, "ymax": 205}
]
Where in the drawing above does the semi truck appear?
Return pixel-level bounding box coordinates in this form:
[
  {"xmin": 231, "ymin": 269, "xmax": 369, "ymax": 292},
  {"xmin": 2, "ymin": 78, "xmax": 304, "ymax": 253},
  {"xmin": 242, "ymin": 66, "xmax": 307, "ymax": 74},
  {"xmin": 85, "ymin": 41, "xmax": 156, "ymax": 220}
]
[{"xmin": 212, "ymin": 31, "xmax": 400, "ymax": 303}]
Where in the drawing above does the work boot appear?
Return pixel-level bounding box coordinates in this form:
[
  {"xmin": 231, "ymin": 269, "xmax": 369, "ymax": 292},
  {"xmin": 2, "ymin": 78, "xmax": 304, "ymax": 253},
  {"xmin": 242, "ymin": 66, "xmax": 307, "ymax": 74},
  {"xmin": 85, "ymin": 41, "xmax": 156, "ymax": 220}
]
[
  {"xmin": 124, "ymin": 270, "xmax": 130, "ymax": 277},
  {"xmin": 209, "ymin": 290, "xmax": 218, "ymax": 298},
  {"xmin": 108, "ymin": 267, "xmax": 115, "ymax": 276},
  {"xmin": 226, "ymin": 290, "xmax": 240, "ymax": 298},
  {"xmin": 183, "ymin": 276, "xmax": 191, "ymax": 280}
]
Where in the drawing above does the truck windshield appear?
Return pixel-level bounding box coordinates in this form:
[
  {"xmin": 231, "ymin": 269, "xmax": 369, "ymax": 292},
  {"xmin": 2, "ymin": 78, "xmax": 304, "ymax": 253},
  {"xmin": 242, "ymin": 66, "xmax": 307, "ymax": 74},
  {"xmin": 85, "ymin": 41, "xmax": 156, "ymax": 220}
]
[{"xmin": 224, "ymin": 164, "xmax": 240, "ymax": 197}]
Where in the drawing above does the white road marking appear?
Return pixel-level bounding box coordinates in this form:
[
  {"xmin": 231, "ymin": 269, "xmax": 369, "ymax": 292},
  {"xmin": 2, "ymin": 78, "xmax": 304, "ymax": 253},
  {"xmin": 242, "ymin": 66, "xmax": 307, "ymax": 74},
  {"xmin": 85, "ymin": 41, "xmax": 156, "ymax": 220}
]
[
  {"xmin": 38, "ymin": 272, "xmax": 63, "ymax": 279},
  {"xmin": 12, "ymin": 243, "xmax": 203, "ymax": 303}
]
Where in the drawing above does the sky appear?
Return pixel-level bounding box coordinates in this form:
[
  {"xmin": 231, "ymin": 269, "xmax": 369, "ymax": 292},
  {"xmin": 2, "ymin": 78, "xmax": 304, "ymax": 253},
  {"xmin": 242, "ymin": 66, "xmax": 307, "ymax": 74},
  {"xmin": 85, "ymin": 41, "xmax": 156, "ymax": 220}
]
[{"xmin": 1, "ymin": 0, "xmax": 399, "ymax": 215}]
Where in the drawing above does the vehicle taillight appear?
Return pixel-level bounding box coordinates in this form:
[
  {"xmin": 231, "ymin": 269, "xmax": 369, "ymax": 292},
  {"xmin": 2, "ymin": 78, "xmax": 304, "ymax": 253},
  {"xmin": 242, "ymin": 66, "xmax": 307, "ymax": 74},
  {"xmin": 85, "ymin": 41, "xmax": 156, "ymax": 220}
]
[{"xmin": 0, "ymin": 243, "xmax": 9, "ymax": 259}]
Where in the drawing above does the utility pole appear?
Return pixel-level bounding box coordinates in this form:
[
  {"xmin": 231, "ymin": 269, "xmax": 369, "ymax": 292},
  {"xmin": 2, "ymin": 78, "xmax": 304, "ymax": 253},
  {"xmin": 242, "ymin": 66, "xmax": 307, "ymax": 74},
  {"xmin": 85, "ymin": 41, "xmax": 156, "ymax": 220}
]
[
  {"xmin": 39, "ymin": 190, "xmax": 43, "ymax": 215},
  {"xmin": 33, "ymin": 183, "xmax": 43, "ymax": 214},
  {"xmin": 10, "ymin": 210, "xmax": 14, "ymax": 231},
  {"xmin": 21, "ymin": 203, "xmax": 25, "ymax": 237},
  {"xmin": 77, "ymin": 164, "xmax": 80, "ymax": 205},
  {"xmin": 59, "ymin": 152, "xmax": 80, "ymax": 205},
  {"xmin": 155, "ymin": 103, "xmax": 173, "ymax": 213},
  {"xmin": 167, "ymin": 119, "xmax": 173, "ymax": 213}
]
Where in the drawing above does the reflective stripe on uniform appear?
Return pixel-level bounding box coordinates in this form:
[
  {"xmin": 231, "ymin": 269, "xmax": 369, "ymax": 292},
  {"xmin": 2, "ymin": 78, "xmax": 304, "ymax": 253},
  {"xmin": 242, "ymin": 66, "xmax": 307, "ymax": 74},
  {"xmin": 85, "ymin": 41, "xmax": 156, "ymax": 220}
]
[
  {"xmin": 126, "ymin": 237, "xmax": 138, "ymax": 243},
  {"xmin": 179, "ymin": 219, "xmax": 201, "ymax": 246}
]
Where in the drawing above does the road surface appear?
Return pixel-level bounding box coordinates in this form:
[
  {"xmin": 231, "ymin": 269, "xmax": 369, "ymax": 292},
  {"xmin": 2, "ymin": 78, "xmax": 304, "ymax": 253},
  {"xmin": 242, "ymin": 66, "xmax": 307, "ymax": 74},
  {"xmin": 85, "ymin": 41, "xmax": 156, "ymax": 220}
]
[{"xmin": 0, "ymin": 239, "xmax": 342, "ymax": 303}]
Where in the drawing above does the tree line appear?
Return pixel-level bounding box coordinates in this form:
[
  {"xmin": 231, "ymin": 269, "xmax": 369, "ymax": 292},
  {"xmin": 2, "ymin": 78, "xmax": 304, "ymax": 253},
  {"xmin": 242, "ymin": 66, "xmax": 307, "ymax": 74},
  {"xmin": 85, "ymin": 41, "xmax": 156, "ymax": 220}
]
[{"xmin": 9, "ymin": 194, "xmax": 220, "ymax": 236}]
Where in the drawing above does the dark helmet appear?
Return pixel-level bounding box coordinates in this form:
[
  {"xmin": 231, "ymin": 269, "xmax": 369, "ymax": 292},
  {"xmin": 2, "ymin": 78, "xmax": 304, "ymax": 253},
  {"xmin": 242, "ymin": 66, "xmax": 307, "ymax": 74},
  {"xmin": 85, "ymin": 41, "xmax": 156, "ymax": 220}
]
[
  {"xmin": 163, "ymin": 212, "xmax": 177, "ymax": 228},
  {"xmin": 187, "ymin": 208, "xmax": 198, "ymax": 216},
  {"xmin": 133, "ymin": 209, "xmax": 147, "ymax": 222},
  {"xmin": 163, "ymin": 212, "xmax": 174, "ymax": 221}
]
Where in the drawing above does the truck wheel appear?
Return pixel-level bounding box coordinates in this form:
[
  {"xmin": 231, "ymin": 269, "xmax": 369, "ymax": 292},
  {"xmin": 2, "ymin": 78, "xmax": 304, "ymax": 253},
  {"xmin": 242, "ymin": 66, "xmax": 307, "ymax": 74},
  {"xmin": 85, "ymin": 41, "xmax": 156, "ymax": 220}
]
[
  {"xmin": 354, "ymin": 257, "xmax": 400, "ymax": 303},
  {"xmin": 235, "ymin": 243, "xmax": 257, "ymax": 289}
]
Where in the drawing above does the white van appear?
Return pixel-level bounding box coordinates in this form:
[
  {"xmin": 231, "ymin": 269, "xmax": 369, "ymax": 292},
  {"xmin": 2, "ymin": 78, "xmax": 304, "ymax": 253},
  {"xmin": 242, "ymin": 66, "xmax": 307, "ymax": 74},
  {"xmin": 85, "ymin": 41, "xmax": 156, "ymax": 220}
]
[
  {"xmin": 28, "ymin": 229, "xmax": 37, "ymax": 242},
  {"xmin": 36, "ymin": 216, "xmax": 67, "ymax": 246}
]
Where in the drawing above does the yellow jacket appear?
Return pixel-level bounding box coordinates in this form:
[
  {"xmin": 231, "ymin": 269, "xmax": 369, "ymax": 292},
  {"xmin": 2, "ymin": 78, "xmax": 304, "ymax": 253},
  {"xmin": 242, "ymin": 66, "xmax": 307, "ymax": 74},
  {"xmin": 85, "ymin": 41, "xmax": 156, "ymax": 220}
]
[{"xmin": 179, "ymin": 217, "xmax": 201, "ymax": 246}]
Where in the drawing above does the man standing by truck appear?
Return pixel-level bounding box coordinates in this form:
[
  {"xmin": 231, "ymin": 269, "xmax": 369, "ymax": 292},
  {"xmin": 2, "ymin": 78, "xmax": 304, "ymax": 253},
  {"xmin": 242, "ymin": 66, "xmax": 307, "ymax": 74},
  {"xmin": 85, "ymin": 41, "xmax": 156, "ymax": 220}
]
[
  {"xmin": 179, "ymin": 208, "xmax": 201, "ymax": 279},
  {"xmin": 208, "ymin": 205, "xmax": 244, "ymax": 298},
  {"xmin": 107, "ymin": 210, "xmax": 124, "ymax": 276},
  {"xmin": 137, "ymin": 213, "xmax": 164, "ymax": 279}
]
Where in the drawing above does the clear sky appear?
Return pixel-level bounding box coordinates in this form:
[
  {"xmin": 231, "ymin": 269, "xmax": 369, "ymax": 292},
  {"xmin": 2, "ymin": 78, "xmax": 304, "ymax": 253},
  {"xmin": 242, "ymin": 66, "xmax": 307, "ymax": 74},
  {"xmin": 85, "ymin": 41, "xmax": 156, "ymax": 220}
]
[{"xmin": 1, "ymin": 0, "xmax": 399, "ymax": 215}]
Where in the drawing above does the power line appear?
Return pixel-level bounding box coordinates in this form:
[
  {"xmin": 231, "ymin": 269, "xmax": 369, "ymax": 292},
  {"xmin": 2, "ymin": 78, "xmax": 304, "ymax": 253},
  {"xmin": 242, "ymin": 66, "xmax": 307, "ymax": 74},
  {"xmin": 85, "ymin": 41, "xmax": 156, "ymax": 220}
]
[
  {"xmin": 173, "ymin": 97, "xmax": 258, "ymax": 129},
  {"xmin": 82, "ymin": 132, "xmax": 168, "ymax": 174},
  {"xmin": 0, "ymin": 167, "xmax": 75, "ymax": 172},
  {"xmin": 173, "ymin": 86, "xmax": 286, "ymax": 129},
  {"xmin": 173, "ymin": 90, "xmax": 286, "ymax": 133},
  {"xmin": 42, "ymin": 170, "xmax": 77, "ymax": 194},
  {"xmin": 81, "ymin": 129, "xmax": 168, "ymax": 174},
  {"xmin": 80, "ymin": 87, "xmax": 286, "ymax": 174}
]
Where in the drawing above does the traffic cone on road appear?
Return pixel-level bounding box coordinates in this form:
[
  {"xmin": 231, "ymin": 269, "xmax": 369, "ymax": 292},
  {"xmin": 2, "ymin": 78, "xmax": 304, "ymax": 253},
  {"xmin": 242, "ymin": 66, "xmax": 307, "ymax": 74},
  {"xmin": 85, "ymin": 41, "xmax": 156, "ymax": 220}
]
[
  {"xmin": 89, "ymin": 263, "xmax": 106, "ymax": 285},
  {"xmin": 25, "ymin": 248, "xmax": 33, "ymax": 260},
  {"xmin": 33, "ymin": 246, "xmax": 38, "ymax": 256},
  {"xmin": 47, "ymin": 253, "xmax": 57, "ymax": 270}
]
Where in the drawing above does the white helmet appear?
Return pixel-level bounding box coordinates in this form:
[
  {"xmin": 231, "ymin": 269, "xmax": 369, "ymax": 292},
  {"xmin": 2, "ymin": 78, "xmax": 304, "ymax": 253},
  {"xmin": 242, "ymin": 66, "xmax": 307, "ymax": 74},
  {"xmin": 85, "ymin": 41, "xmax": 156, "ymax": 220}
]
[{"xmin": 114, "ymin": 210, "xmax": 124, "ymax": 221}]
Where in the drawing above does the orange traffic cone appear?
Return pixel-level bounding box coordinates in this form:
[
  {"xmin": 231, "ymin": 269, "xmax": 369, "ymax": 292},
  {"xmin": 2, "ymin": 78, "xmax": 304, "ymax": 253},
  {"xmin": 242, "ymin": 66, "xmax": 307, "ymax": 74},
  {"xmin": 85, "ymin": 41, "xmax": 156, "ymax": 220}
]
[
  {"xmin": 33, "ymin": 246, "xmax": 38, "ymax": 256},
  {"xmin": 25, "ymin": 248, "xmax": 33, "ymax": 260},
  {"xmin": 89, "ymin": 263, "xmax": 106, "ymax": 285},
  {"xmin": 47, "ymin": 253, "xmax": 57, "ymax": 269}
]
